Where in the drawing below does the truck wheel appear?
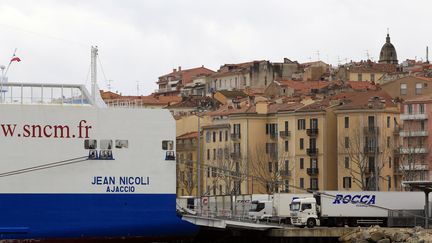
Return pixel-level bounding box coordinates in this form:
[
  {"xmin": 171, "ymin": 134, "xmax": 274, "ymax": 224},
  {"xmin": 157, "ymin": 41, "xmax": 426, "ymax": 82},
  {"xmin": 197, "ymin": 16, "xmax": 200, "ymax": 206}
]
[{"xmin": 307, "ymin": 218, "xmax": 316, "ymax": 228}]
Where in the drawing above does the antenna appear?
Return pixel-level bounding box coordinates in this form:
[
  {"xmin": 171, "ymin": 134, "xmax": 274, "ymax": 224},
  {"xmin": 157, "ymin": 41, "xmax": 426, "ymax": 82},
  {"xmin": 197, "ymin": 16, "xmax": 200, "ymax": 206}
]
[
  {"xmin": 136, "ymin": 81, "xmax": 140, "ymax": 96},
  {"xmin": 365, "ymin": 50, "xmax": 370, "ymax": 60},
  {"xmin": 427, "ymin": 46, "xmax": 429, "ymax": 64},
  {"xmin": 107, "ymin": 80, "xmax": 113, "ymax": 92},
  {"xmin": 316, "ymin": 50, "xmax": 320, "ymax": 61}
]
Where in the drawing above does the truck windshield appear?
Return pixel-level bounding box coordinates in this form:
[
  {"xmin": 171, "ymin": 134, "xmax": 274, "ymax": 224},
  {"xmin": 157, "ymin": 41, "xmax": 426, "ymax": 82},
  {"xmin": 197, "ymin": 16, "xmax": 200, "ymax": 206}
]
[
  {"xmin": 249, "ymin": 202, "xmax": 265, "ymax": 212},
  {"xmin": 290, "ymin": 202, "xmax": 300, "ymax": 211}
]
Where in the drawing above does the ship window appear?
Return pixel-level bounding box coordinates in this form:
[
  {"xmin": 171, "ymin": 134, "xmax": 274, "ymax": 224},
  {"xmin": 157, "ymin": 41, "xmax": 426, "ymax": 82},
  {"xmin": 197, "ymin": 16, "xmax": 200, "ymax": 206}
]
[
  {"xmin": 99, "ymin": 150, "xmax": 113, "ymax": 160},
  {"xmin": 84, "ymin": 139, "xmax": 97, "ymax": 149},
  {"xmin": 115, "ymin": 140, "xmax": 129, "ymax": 148},
  {"xmin": 162, "ymin": 140, "xmax": 174, "ymax": 150},
  {"xmin": 100, "ymin": 140, "xmax": 113, "ymax": 149}
]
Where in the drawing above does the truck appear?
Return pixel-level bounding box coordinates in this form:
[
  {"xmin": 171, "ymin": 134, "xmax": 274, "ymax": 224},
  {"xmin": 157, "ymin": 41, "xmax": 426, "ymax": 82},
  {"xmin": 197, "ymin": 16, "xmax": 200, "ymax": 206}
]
[
  {"xmin": 248, "ymin": 193, "xmax": 311, "ymax": 223},
  {"xmin": 290, "ymin": 191, "xmax": 428, "ymax": 228}
]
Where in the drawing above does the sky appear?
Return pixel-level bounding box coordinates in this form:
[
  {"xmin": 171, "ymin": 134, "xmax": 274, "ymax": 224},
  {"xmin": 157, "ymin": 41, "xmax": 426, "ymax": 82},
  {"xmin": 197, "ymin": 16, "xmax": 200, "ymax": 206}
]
[{"xmin": 0, "ymin": 0, "xmax": 431, "ymax": 96}]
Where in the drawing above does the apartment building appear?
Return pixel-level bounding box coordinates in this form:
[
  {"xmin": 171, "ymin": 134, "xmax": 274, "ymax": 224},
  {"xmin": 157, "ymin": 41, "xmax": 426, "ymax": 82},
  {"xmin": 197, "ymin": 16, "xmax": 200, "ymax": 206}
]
[
  {"xmin": 335, "ymin": 91, "xmax": 399, "ymax": 191},
  {"xmin": 227, "ymin": 99, "xmax": 338, "ymax": 194},
  {"xmin": 176, "ymin": 132, "xmax": 199, "ymax": 196},
  {"xmin": 201, "ymin": 107, "xmax": 246, "ymax": 196},
  {"xmin": 395, "ymin": 94, "xmax": 432, "ymax": 185}
]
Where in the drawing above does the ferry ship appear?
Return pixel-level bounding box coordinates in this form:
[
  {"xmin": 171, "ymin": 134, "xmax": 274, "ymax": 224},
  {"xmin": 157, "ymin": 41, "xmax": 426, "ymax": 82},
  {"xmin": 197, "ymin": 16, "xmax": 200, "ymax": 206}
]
[{"xmin": 0, "ymin": 47, "xmax": 197, "ymax": 240}]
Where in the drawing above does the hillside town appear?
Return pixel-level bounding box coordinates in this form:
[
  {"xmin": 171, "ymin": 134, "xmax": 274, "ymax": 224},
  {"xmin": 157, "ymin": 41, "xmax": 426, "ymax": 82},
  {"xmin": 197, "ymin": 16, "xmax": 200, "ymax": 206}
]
[{"xmin": 102, "ymin": 33, "xmax": 432, "ymax": 197}]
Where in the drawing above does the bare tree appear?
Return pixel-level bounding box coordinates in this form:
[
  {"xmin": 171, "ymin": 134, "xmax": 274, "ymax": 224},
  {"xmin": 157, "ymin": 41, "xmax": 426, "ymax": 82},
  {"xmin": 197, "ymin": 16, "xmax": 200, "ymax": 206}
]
[
  {"xmin": 339, "ymin": 126, "xmax": 391, "ymax": 190},
  {"xmin": 249, "ymin": 142, "xmax": 293, "ymax": 194},
  {"xmin": 214, "ymin": 145, "xmax": 248, "ymax": 196},
  {"xmin": 177, "ymin": 153, "xmax": 197, "ymax": 196}
]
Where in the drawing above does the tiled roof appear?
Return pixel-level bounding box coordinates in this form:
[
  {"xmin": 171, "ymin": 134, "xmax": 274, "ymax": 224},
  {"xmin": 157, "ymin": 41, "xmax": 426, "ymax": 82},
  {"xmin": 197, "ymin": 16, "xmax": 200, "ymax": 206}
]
[
  {"xmin": 217, "ymin": 90, "xmax": 248, "ymax": 99},
  {"xmin": 158, "ymin": 66, "xmax": 215, "ymax": 85},
  {"xmin": 177, "ymin": 131, "xmax": 198, "ymax": 140},
  {"xmin": 345, "ymin": 81, "xmax": 377, "ymax": 91},
  {"xmin": 212, "ymin": 61, "xmax": 266, "ymax": 78},
  {"xmin": 101, "ymin": 91, "xmax": 182, "ymax": 106},
  {"xmin": 277, "ymin": 80, "xmax": 340, "ymax": 94},
  {"xmin": 404, "ymin": 93, "xmax": 432, "ymax": 103},
  {"xmin": 334, "ymin": 90, "xmax": 396, "ymax": 110}
]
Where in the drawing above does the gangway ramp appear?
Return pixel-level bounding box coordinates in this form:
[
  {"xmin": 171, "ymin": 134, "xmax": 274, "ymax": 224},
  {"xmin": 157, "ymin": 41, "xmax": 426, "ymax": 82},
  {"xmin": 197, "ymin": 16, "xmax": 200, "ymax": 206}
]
[{"xmin": 182, "ymin": 214, "xmax": 283, "ymax": 230}]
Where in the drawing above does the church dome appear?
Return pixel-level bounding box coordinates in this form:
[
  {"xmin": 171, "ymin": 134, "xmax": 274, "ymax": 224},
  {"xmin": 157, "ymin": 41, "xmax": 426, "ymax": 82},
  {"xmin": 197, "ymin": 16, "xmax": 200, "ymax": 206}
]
[{"xmin": 379, "ymin": 33, "xmax": 398, "ymax": 64}]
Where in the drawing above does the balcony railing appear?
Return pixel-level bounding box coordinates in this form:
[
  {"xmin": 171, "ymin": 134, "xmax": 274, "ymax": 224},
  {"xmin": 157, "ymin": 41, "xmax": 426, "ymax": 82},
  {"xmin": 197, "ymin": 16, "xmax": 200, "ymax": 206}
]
[
  {"xmin": 307, "ymin": 168, "xmax": 319, "ymax": 176},
  {"xmin": 230, "ymin": 152, "xmax": 241, "ymax": 160},
  {"xmin": 230, "ymin": 133, "xmax": 241, "ymax": 140},
  {"xmin": 269, "ymin": 132, "xmax": 278, "ymax": 140},
  {"xmin": 364, "ymin": 146, "xmax": 379, "ymax": 154},
  {"xmin": 363, "ymin": 126, "xmax": 380, "ymax": 135},
  {"xmin": 306, "ymin": 128, "xmax": 319, "ymax": 137},
  {"xmin": 400, "ymin": 113, "xmax": 428, "ymax": 120},
  {"xmin": 399, "ymin": 147, "xmax": 428, "ymax": 154},
  {"xmin": 399, "ymin": 130, "xmax": 429, "ymax": 137},
  {"xmin": 269, "ymin": 151, "xmax": 278, "ymax": 160},
  {"xmin": 306, "ymin": 148, "xmax": 318, "ymax": 157},
  {"xmin": 279, "ymin": 130, "xmax": 291, "ymax": 138},
  {"xmin": 176, "ymin": 143, "xmax": 196, "ymax": 150},
  {"xmin": 281, "ymin": 170, "xmax": 292, "ymax": 177},
  {"xmin": 398, "ymin": 164, "xmax": 429, "ymax": 171}
]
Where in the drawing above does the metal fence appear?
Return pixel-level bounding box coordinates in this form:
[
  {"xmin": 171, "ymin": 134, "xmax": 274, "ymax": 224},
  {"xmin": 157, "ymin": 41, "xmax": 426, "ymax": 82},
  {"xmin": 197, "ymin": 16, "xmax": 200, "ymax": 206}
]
[
  {"xmin": 192, "ymin": 194, "xmax": 253, "ymax": 220},
  {"xmin": 388, "ymin": 210, "xmax": 425, "ymax": 227}
]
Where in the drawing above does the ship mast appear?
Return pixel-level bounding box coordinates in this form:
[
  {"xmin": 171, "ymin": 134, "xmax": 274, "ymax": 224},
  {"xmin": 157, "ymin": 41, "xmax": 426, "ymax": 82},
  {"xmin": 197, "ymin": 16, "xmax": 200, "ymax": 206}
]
[{"xmin": 91, "ymin": 46, "xmax": 98, "ymax": 103}]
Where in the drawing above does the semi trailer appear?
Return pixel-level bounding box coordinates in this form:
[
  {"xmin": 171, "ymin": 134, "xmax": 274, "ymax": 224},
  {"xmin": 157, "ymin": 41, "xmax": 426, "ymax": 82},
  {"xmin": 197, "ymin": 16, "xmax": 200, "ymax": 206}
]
[{"xmin": 290, "ymin": 191, "xmax": 428, "ymax": 228}]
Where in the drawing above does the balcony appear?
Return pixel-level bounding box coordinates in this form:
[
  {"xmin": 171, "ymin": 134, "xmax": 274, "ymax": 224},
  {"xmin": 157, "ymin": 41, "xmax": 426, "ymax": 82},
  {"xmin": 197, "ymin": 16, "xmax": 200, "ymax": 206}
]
[
  {"xmin": 401, "ymin": 113, "xmax": 428, "ymax": 120},
  {"xmin": 307, "ymin": 167, "xmax": 319, "ymax": 176},
  {"xmin": 364, "ymin": 146, "xmax": 379, "ymax": 154},
  {"xmin": 279, "ymin": 130, "xmax": 291, "ymax": 138},
  {"xmin": 230, "ymin": 133, "xmax": 241, "ymax": 140},
  {"xmin": 269, "ymin": 151, "xmax": 278, "ymax": 160},
  {"xmin": 176, "ymin": 143, "xmax": 196, "ymax": 150},
  {"xmin": 399, "ymin": 130, "xmax": 429, "ymax": 137},
  {"xmin": 363, "ymin": 126, "xmax": 380, "ymax": 135},
  {"xmin": 281, "ymin": 170, "xmax": 292, "ymax": 177},
  {"xmin": 399, "ymin": 147, "xmax": 428, "ymax": 154},
  {"xmin": 306, "ymin": 148, "xmax": 319, "ymax": 157},
  {"xmin": 155, "ymin": 86, "xmax": 176, "ymax": 93},
  {"xmin": 398, "ymin": 164, "xmax": 429, "ymax": 171},
  {"xmin": 269, "ymin": 132, "xmax": 278, "ymax": 140},
  {"xmin": 393, "ymin": 126, "xmax": 401, "ymax": 136},
  {"xmin": 230, "ymin": 151, "xmax": 241, "ymax": 160},
  {"xmin": 306, "ymin": 128, "xmax": 319, "ymax": 137}
]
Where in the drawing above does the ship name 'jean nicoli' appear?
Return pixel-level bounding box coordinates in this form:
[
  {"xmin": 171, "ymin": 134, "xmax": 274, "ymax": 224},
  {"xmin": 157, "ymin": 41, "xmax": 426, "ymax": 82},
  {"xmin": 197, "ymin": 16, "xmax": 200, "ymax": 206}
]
[{"xmin": 91, "ymin": 176, "xmax": 150, "ymax": 185}]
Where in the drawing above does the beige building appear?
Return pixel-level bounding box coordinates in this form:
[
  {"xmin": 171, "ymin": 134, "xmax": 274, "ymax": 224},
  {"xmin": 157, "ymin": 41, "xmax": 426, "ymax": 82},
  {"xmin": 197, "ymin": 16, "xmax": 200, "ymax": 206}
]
[
  {"xmin": 201, "ymin": 106, "xmax": 246, "ymax": 196},
  {"xmin": 176, "ymin": 132, "xmax": 199, "ymax": 196},
  {"xmin": 228, "ymin": 99, "xmax": 338, "ymax": 194},
  {"xmin": 335, "ymin": 90, "xmax": 399, "ymax": 191},
  {"xmin": 380, "ymin": 76, "xmax": 432, "ymax": 101}
]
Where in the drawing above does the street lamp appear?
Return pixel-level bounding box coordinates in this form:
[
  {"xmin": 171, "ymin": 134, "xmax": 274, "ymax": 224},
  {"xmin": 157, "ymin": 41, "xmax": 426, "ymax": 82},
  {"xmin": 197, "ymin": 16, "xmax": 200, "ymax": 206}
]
[{"xmin": 196, "ymin": 107, "xmax": 204, "ymax": 198}]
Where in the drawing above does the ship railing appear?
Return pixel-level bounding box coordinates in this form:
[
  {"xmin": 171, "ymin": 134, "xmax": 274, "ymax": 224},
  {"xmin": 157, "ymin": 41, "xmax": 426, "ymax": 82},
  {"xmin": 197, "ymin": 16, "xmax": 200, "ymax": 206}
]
[{"xmin": 0, "ymin": 82, "xmax": 93, "ymax": 106}]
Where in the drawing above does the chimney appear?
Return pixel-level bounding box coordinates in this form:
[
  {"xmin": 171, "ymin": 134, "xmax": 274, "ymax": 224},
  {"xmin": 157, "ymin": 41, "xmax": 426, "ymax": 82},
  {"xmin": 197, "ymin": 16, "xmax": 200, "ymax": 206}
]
[
  {"xmin": 173, "ymin": 68, "xmax": 177, "ymax": 73},
  {"xmin": 256, "ymin": 101, "xmax": 268, "ymax": 114},
  {"xmin": 178, "ymin": 66, "xmax": 182, "ymax": 72}
]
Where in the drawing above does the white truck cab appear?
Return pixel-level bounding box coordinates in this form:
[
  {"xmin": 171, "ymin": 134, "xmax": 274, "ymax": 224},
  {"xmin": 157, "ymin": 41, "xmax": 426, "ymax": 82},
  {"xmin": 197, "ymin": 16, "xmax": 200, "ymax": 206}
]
[
  {"xmin": 248, "ymin": 200, "xmax": 273, "ymax": 221},
  {"xmin": 290, "ymin": 197, "xmax": 320, "ymax": 228}
]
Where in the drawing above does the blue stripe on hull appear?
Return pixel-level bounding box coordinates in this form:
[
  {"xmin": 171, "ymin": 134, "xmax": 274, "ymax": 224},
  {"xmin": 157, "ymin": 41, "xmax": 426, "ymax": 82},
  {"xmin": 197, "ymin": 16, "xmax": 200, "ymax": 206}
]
[{"xmin": 0, "ymin": 193, "xmax": 198, "ymax": 239}]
